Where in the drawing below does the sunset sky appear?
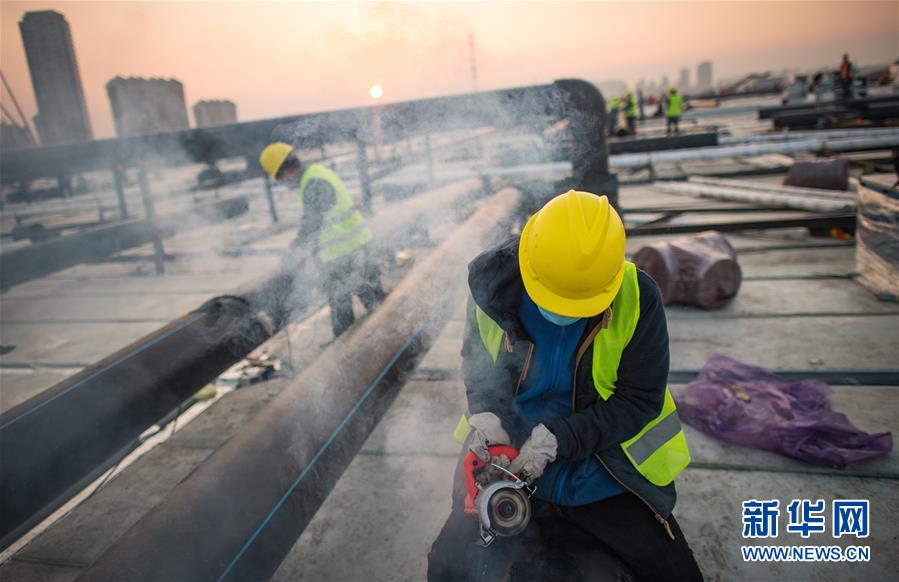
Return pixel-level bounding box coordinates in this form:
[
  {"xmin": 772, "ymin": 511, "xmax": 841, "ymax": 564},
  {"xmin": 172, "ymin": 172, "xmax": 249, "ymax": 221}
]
[{"xmin": 2, "ymin": 1, "xmax": 897, "ymax": 139}]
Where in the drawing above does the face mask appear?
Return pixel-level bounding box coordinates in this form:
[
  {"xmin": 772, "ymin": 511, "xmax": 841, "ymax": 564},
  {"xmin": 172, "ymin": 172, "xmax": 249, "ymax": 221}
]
[{"xmin": 538, "ymin": 306, "xmax": 581, "ymax": 327}]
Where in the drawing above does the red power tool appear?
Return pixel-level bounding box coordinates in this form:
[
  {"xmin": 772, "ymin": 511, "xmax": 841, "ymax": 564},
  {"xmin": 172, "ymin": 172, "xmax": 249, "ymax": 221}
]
[{"xmin": 463, "ymin": 445, "xmax": 534, "ymax": 547}]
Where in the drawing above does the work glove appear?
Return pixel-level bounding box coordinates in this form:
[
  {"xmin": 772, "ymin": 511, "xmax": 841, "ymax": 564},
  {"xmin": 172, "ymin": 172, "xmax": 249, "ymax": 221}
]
[
  {"xmin": 508, "ymin": 424, "xmax": 558, "ymax": 484},
  {"xmin": 468, "ymin": 412, "xmax": 511, "ymax": 462}
]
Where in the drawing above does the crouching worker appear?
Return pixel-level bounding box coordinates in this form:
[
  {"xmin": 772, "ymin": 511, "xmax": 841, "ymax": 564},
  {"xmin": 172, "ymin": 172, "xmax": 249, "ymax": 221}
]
[
  {"xmin": 427, "ymin": 190, "xmax": 702, "ymax": 581},
  {"xmin": 259, "ymin": 142, "xmax": 386, "ymax": 338}
]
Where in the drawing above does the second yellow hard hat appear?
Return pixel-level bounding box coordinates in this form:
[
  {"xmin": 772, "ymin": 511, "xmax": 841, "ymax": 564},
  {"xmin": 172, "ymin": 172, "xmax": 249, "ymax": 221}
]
[
  {"xmin": 259, "ymin": 142, "xmax": 294, "ymax": 180},
  {"xmin": 518, "ymin": 190, "xmax": 626, "ymax": 317}
]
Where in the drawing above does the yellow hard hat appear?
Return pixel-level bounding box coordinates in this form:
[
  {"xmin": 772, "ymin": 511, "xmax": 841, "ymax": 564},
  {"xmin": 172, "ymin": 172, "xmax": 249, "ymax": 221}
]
[
  {"xmin": 519, "ymin": 190, "xmax": 626, "ymax": 317},
  {"xmin": 259, "ymin": 142, "xmax": 294, "ymax": 179}
]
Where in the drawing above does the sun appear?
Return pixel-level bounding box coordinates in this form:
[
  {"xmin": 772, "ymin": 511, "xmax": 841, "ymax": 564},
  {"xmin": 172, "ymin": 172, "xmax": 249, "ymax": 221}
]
[{"xmin": 369, "ymin": 84, "xmax": 384, "ymax": 99}]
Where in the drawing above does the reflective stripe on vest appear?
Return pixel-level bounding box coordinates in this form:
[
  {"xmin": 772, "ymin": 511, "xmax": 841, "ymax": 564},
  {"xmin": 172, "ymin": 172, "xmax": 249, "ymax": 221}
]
[
  {"xmin": 667, "ymin": 94, "xmax": 683, "ymax": 117},
  {"xmin": 299, "ymin": 164, "xmax": 372, "ymax": 263},
  {"xmin": 593, "ymin": 261, "xmax": 690, "ymax": 486}
]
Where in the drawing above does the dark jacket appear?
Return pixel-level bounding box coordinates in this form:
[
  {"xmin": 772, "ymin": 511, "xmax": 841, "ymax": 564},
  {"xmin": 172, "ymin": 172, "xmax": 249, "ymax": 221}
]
[{"xmin": 461, "ymin": 237, "xmax": 679, "ymax": 528}]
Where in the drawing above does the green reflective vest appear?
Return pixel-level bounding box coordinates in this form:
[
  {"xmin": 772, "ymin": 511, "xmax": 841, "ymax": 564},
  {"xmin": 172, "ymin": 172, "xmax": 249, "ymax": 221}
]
[
  {"xmin": 608, "ymin": 97, "xmax": 620, "ymax": 111},
  {"xmin": 667, "ymin": 93, "xmax": 683, "ymax": 118},
  {"xmin": 456, "ymin": 261, "xmax": 690, "ymax": 487},
  {"xmin": 626, "ymin": 95, "xmax": 637, "ymax": 117},
  {"xmin": 299, "ymin": 164, "xmax": 372, "ymax": 263}
]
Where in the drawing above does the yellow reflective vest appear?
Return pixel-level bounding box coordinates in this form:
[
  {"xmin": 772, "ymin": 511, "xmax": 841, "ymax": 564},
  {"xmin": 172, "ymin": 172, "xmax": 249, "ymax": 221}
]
[
  {"xmin": 667, "ymin": 93, "xmax": 683, "ymax": 118},
  {"xmin": 299, "ymin": 164, "xmax": 372, "ymax": 264},
  {"xmin": 626, "ymin": 95, "xmax": 637, "ymax": 118},
  {"xmin": 456, "ymin": 261, "xmax": 690, "ymax": 487}
]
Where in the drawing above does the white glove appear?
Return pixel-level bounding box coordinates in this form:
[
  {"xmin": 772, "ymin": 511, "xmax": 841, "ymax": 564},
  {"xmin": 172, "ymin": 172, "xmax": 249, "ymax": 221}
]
[
  {"xmin": 508, "ymin": 424, "xmax": 558, "ymax": 483},
  {"xmin": 468, "ymin": 412, "xmax": 511, "ymax": 462}
]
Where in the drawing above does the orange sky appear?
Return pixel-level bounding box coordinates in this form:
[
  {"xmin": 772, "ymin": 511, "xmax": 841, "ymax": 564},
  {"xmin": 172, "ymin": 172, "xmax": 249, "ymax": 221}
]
[{"xmin": 2, "ymin": 1, "xmax": 897, "ymax": 139}]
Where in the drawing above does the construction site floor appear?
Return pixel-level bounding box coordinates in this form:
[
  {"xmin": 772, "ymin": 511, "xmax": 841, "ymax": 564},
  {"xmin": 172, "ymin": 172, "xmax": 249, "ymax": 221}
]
[{"xmin": 1, "ymin": 181, "xmax": 896, "ymax": 581}]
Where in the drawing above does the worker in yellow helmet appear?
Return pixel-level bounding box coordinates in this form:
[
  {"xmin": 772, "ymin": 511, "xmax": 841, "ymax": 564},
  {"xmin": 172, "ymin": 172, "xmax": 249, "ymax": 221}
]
[
  {"xmin": 259, "ymin": 142, "xmax": 385, "ymax": 338},
  {"xmin": 666, "ymin": 86, "xmax": 683, "ymax": 136},
  {"xmin": 428, "ymin": 191, "xmax": 701, "ymax": 581}
]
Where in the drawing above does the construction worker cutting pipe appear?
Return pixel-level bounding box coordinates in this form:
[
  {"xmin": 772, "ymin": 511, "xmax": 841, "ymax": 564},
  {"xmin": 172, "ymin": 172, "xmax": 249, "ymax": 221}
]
[
  {"xmin": 259, "ymin": 142, "xmax": 386, "ymax": 338},
  {"xmin": 428, "ymin": 190, "xmax": 703, "ymax": 581}
]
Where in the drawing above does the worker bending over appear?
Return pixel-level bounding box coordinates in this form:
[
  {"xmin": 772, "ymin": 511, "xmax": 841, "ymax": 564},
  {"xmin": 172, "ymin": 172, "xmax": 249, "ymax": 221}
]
[
  {"xmin": 428, "ymin": 190, "xmax": 702, "ymax": 581},
  {"xmin": 666, "ymin": 87, "xmax": 683, "ymax": 135},
  {"xmin": 259, "ymin": 142, "xmax": 386, "ymax": 338}
]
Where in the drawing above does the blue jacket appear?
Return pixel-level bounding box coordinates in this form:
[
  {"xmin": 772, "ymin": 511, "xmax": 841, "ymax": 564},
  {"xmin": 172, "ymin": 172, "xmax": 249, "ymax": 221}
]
[{"xmin": 515, "ymin": 291, "xmax": 626, "ymax": 506}]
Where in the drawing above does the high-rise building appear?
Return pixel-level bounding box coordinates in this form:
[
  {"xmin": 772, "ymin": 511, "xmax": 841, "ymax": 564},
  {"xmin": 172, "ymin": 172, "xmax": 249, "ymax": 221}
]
[
  {"xmin": 697, "ymin": 61, "xmax": 714, "ymax": 93},
  {"xmin": 678, "ymin": 68, "xmax": 690, "ymax": 93},
  {"xmin": 19, "ymin": 10, "xmax": 93, "ymax": 145},
  {"xmin": 106, "ymin": 76, "xmax": 190, "ymax": 137},
  {"xmin": 193, "ymin": 100, "xmax": 237, "ymax": 127}
]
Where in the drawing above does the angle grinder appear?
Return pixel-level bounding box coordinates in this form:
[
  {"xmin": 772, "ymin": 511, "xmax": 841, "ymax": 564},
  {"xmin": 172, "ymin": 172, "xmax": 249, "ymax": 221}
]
[{"xmin": 463, "ymin": 445, "xmax": 535, "ymax": 547}]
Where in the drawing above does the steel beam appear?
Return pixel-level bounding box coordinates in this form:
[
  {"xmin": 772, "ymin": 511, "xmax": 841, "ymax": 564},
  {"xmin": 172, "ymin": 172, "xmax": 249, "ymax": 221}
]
[
  {"xmin": 653, "ymin": 182, "xmax": 856, "ymax": 213},
  {"xmin": 668, "ymin": 369, "xmax": 899, "ymax": 386},
  {"xmin": 608, "ymin": 132, "xmax": 718, "ymax": 155},
  {"xmin": 0, "ymin": 195, "xmax": 249, "ymax": 290},
  {"xmin": 610, "ymin": 132, "xmax": 899, "ymax": 168},
  {"xmin": 626, "ymin": 213, "xmax": 856, "ymax": 237},
  {"xmin": 758, "ymin": 95, "xmax": 899, "ymax": 119},
  {"xmin": 79, "ymin": 188, "xmax": 520, "ymax": 582}
]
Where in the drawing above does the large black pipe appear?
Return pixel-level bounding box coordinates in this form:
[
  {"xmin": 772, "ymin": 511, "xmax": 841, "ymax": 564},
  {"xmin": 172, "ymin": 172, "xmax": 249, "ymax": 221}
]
[
  {"xmin": 759, "ymin": 95, "xmax": 899, "ymax": 120},
  {"xmin": 80, "ymin": 188, "xmax": 520, "ymax": 582},
  {"xmin": 2, "ymin": 80, "xmax": 607, "ymax": 185},
  {"xmin": 0, "ymin": 294, "xmax": 273, "ymax": 550},
  {"xmin": 608, "ymin": 132, "xmax": 718, "ymax": 155},
  {"xmin": 0, "ymin": 194, "xmax": 248, "ymax": 290}
]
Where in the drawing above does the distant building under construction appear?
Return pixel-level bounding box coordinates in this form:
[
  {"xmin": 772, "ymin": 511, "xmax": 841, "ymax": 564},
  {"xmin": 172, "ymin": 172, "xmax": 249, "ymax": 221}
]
[
  {"xmin": 193, "ymin": 100, "xmax": 237, "ymax": 128},
  {"xmin": 19, "ymin": 10, "xmax": 93, "ymax": 146},
  {"xmin": 106, "ymin": 76, "xmax": 189, "ymax": 137}
]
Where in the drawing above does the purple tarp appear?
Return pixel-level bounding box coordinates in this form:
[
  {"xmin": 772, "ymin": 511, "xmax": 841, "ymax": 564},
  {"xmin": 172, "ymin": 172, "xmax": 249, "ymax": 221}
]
[{"xmin": 675, "ymin": 354, "xmax": 893, "ymax": 468}]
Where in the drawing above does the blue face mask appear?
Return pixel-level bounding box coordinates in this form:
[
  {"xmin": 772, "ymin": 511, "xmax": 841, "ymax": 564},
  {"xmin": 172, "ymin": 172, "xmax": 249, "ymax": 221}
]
[{"xmin": 538, "ymin": 306, "xmax": 581, "ymax": 327}]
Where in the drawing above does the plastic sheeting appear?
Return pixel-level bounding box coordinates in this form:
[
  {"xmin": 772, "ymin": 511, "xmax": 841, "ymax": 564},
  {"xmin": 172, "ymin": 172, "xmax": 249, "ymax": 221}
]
[
  {"xmin": 633, "ymin": 231, "xmax": 741, "ymax": 309},
  {"xmin": 676, "ymin": 354, "xmax": 893, "ymax": 468}
]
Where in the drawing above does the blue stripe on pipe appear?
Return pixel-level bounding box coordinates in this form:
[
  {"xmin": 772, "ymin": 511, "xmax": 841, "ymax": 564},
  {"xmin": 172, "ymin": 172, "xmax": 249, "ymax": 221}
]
[
  {"xmin": 0, "ymin": 313, "xmax": 206, "ymax": 431},
  {"xmin": 218, "ymin": 328, "xmax": 422, "ymax": 581}
]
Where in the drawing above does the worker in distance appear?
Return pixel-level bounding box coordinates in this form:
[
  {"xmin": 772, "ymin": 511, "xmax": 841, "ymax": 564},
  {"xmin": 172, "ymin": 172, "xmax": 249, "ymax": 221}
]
[
  {"xmin": 428, "ymin": 190, "xmax": 703, "ymax": 580},
  {"xmin": 259, "ymin": 142, "xmax": 386, "ymax": 339}
]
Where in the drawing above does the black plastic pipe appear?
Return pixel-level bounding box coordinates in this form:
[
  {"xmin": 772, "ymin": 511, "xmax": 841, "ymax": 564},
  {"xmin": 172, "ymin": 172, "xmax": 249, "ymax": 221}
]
[{"xmin": 0, "ymin": 295, "xmax": 272, "ymax": 550}]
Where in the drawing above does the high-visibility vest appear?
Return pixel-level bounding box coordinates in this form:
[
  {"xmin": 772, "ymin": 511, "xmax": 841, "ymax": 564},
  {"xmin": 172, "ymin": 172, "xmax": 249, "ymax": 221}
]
[
  {"xmin": 299, "ymin": 164, "xmax": 372, "ymax": 263},
  {"xmin": 458, "ymin": 262, "xmax": 691, "ymax": 487},
  {"xmin": 608, "ymin": 97, "xmax": 620, "ymax": 111},
  {"xmin": 626, "ymin": 95, "xmax": 637, "ymax": 117},
  {"xmin": 667, "ymin": 93, "xmax": 683, "ymax": 118}
]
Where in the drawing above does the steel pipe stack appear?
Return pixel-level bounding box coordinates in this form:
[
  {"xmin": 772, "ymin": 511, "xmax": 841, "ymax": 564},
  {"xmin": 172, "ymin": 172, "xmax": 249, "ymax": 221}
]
[
  {"xmin": 653, "ymin": 180, "xmax": 857, "ymax": 213},
  {"xmin": 610, "ymin": 132, "xmax": 899, "ymax": 169}
]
